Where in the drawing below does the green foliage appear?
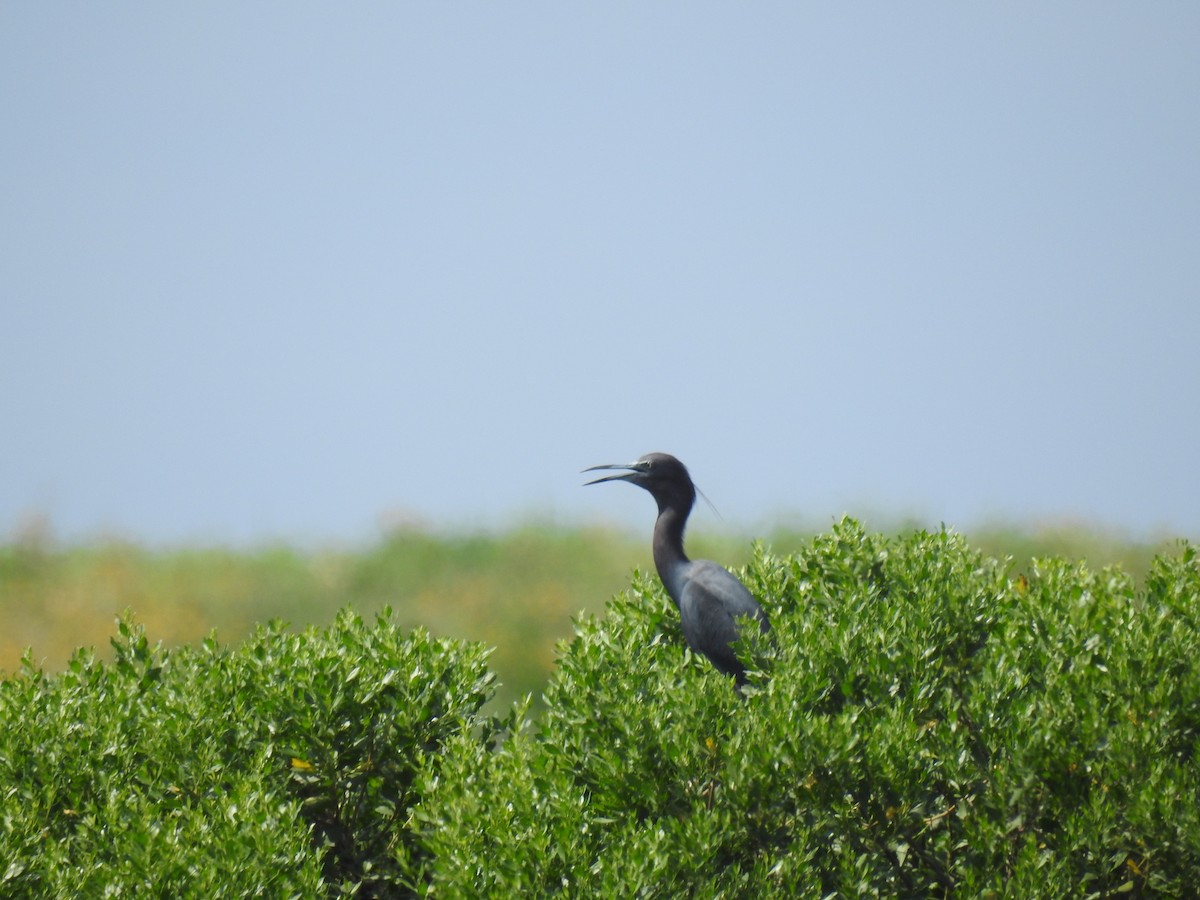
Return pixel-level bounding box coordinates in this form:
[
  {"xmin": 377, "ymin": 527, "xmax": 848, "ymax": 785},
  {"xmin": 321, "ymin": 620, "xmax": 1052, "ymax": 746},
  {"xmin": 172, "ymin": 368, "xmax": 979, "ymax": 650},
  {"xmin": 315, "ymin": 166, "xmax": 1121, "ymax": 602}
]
[
  {"xmin": 2, "ymin": 521, "xmax": 1197, "ymax": 896},
  {"xmin": 246, "ymin": 609, "xmax": 495, "ymax": 894},
  {"xmin": 417, "ymin": 521, "xmax": 1200, "ymax": 897},
  {"xmin": 0, "ymin": 610, "xmax": 493, "ymax": 898}
]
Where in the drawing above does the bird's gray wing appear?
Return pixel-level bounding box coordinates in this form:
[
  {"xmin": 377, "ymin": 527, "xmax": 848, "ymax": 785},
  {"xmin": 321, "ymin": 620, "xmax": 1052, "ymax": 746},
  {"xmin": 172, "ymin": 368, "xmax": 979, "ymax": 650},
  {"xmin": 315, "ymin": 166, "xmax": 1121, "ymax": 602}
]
[{"xmin": 679, "ymin": 561, "xmax": 768, "ymax": 676}]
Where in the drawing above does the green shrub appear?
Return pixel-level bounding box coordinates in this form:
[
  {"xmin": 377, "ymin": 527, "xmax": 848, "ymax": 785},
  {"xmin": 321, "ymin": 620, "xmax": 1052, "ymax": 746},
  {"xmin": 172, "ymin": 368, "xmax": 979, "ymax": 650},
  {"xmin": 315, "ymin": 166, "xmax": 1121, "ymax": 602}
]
[
  {"xmin": 416, "ymin": 521, "xmax": 1200, "ymax": 897},
  {"xmin": 0, "ymin": 609, "xmax": 493, "ymax": 898},
  {"xmin": 3, "ymin": 521, "xmax": 1197, "ymax": 897},
  {"xmin": 240, "ymin": 609, "xmax": 495, "ymax": 894}
]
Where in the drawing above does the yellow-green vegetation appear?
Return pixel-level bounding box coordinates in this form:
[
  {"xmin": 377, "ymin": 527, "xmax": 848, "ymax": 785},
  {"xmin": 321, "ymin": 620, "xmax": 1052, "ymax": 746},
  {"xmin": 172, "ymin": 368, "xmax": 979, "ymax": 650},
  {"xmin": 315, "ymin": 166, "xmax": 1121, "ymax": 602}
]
[
  {"xmin": 1, "ymin": 523, "xmax": 636, "ymax": 707},
  {"xmin": 0, "ymin": 520, "xmax": 1176, "ymax": 707}
]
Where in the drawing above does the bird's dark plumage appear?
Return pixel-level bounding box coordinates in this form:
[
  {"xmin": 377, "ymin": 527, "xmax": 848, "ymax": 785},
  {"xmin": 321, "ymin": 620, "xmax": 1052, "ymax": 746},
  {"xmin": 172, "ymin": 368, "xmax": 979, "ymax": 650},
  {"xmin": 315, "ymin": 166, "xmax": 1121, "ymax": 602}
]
[{"xmin": 584, "ymin": 452, "xmax": 770, "ymax": 683}]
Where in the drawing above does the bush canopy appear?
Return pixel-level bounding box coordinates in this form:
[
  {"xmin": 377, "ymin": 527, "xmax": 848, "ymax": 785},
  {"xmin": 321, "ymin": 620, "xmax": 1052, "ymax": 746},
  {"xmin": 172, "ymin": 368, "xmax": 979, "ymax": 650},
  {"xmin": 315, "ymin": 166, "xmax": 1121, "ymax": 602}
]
[{"xmin": 2, "ymin": 520, "xmax": 1197, "ymax": 897}]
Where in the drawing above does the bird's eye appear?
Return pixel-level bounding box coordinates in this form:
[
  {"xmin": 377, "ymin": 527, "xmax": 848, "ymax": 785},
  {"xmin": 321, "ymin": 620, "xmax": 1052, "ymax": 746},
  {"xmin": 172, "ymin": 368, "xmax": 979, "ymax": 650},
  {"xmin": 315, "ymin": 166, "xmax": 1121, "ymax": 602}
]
[{"xmin": 636, "ymin": 459, "xmax": 652, "ymax": 471}]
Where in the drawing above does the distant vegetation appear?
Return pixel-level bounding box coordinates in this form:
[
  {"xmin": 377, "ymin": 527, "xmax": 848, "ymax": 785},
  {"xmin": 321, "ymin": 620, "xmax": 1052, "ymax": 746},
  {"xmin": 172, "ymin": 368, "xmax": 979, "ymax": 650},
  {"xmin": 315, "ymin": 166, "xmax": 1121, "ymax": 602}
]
[
  {"xmin": 0, "ymin": 519, "xmax": 1179, "ymax": 706},
  {"xmin": 1, "ymin": 520, "xmax": 1196, "ymax": 896}
]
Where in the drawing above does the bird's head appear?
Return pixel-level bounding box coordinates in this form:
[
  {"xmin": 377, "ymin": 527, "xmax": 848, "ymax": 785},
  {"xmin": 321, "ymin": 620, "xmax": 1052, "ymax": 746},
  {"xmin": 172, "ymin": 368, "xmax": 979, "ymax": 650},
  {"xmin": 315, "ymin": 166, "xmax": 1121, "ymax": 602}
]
[{"xmin": 583, "ymin": 452, "xmax": 696, "ymax": 514}]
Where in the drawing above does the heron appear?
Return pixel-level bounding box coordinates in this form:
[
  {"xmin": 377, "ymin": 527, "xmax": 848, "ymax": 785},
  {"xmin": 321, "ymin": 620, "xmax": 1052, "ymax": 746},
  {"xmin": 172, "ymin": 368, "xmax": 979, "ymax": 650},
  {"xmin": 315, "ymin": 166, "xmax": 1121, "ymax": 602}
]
[{"xmin": 584, "ymin": 452, "xmax": 770, "ymax": 684}]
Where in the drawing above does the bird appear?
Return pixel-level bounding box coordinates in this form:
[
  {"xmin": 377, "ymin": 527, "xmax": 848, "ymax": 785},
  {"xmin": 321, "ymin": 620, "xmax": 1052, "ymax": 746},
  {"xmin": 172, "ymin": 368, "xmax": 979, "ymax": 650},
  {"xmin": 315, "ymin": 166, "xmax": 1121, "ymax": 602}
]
[{"xmin": 584, "ymin": 452, "xmax": 770, "ymax": 684}]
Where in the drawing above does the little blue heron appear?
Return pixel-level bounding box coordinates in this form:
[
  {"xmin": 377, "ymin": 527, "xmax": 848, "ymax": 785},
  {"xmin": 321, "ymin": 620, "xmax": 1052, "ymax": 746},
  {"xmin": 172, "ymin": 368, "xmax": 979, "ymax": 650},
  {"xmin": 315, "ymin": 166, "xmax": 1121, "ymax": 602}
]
[{"xmin": 584, "ymin": 452, "xmax": 770, "ymax": 684}]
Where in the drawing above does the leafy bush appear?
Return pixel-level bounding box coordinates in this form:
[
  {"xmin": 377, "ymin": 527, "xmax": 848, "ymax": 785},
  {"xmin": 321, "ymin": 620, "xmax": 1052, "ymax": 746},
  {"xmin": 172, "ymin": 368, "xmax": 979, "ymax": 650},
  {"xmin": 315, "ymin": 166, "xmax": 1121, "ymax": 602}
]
[
  {"xmin": 0, "ymin": 609, "xmax": 493, "ymax": 898},
  {"xmin": 416, "ymin": 520, "xmax": 1200, "ymax": 897},
  {"xmin": 2, "ymin": 520, "xmax": 1197, "ymax": 897}
]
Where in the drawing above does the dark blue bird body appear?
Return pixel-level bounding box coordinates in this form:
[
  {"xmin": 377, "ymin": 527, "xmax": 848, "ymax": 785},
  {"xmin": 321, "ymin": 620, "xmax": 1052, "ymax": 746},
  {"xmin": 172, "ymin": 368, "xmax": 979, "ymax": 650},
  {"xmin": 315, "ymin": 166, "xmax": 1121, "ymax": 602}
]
[{"xmin": 585, "ymin": 452, "xmax": 770, "ymax": 682}]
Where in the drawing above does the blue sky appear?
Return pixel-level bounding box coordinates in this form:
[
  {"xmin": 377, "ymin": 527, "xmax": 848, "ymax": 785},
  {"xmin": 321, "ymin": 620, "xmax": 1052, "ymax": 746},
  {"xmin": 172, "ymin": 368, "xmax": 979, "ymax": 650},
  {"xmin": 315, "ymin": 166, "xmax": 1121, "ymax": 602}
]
[{"xmin": 2, "ymin": 5, "xmax": 1197, "ymax": 544}]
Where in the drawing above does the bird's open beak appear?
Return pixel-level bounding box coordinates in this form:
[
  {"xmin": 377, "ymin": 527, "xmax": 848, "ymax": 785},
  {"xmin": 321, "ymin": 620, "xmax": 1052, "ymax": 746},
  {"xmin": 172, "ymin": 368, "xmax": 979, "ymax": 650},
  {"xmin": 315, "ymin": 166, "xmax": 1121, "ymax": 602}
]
[{"xmin": 582, "ymin": 462, "xmax": 639, "ymax": 485}]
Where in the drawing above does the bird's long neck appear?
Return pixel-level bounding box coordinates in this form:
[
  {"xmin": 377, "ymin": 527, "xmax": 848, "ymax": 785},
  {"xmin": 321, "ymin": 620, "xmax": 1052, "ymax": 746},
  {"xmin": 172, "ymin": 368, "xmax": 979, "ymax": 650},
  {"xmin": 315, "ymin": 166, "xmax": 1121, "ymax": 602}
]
[{"xmin": 652, "ymin": 502, "xmax": 691, "ymax": 607}]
